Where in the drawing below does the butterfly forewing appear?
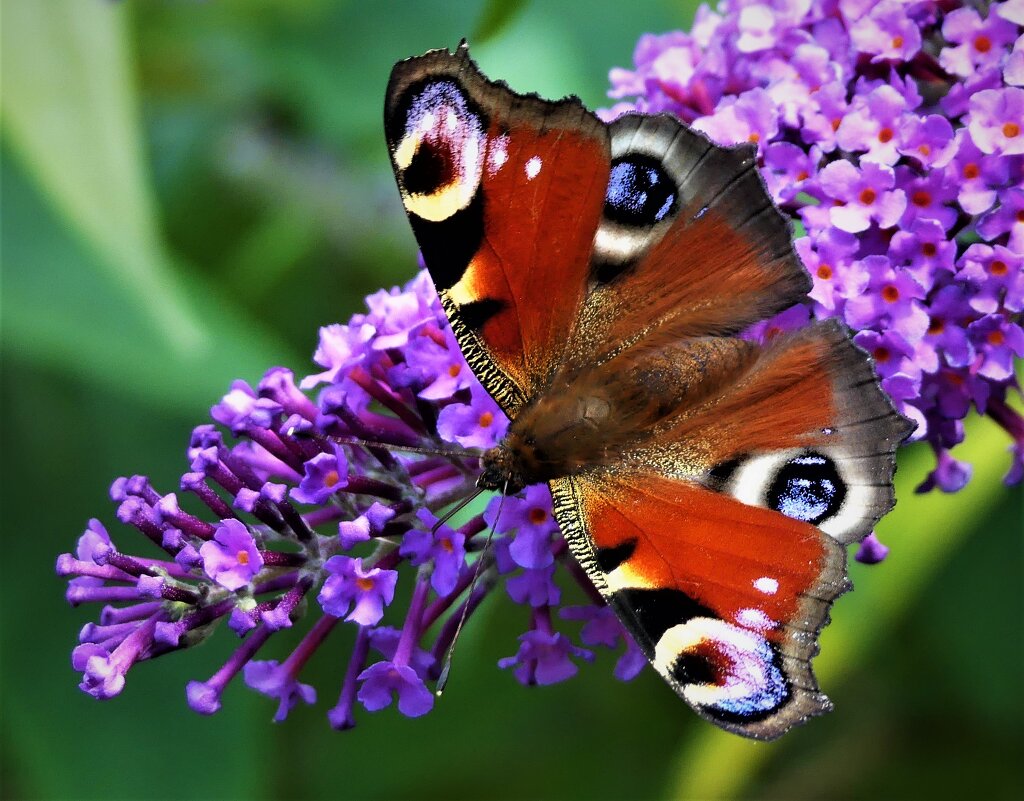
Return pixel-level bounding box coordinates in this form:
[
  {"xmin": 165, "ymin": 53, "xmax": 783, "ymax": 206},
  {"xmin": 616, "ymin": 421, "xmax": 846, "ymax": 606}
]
[{"xmin": 386, "ymin": 46, "xmax": 611, "ymax": 413}]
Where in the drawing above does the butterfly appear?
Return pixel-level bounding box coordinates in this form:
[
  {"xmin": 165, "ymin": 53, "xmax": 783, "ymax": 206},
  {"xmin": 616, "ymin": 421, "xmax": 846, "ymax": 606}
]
[{"xmin": 384, "ymin": 44, "xmax": 912, "ymax": 740}]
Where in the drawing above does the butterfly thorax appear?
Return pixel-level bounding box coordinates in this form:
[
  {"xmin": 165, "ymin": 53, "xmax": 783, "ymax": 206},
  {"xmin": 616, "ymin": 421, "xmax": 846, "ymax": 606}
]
[{"xmin": 477, "ymin": 336, "xmax": 762, "ymax": 494}]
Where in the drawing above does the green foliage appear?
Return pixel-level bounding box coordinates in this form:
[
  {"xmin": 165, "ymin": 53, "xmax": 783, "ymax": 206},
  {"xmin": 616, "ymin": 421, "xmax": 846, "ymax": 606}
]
[{"xmin": 1, "ymin": 1, "xmax": 1020, "ymax": 799}]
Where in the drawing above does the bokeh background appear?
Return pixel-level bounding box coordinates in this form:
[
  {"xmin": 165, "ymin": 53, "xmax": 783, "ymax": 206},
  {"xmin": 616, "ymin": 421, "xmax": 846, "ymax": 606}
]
[{"xmin": 1, "ymin": 1, "xmax": 1021, "ymax": 799}]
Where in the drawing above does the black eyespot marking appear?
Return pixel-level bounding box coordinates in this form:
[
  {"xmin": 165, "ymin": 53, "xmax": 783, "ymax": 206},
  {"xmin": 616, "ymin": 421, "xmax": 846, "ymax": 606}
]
[
  {"xmin": 767, "ymin": 453, "xmax": 846, "ymax": 525},
  {"xmin": 698, "ymin": 642, "xmax": 791, "ymax": 725},
  {"xmin": 596, "ymin": 538, "xmax": 637, "ymax": 572},
  {"xmin": 402, "ymin": 140, "xmax": 453, "ymax": 195},
  {"xmin": 670, "ymin": 649, "xmax": 718, "ymax": 687},
  {"xmin": 615, "ymin": 588, "xmax": 713, "ymax": 651},
  {"xmin": 708, "ymin": 458, "xmax": 741, "ymax": 482},
  {"xmin": 591, "ymin": 258, "xmax": 631, "ymax": 284},
  {"xmin": 408, "ymin": 191, "xmax": 484, "ymax": 291},
  {"xmin": 604, "ymin": 154, "xmax": 677, "ymax": 227},
  {"xmin": 459, "ymin": 298, "xmax": 506, "ymax": 330}
]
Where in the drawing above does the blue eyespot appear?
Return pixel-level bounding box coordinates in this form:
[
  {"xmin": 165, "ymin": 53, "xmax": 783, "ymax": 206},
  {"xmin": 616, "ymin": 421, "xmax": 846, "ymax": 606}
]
[
  {"xmin": 605, "ymin": 155, "xmax": 677, "ymax": 226},
  {"xmin": 767, "ymin": 453, "xmax": 845, "ymax": 525}
]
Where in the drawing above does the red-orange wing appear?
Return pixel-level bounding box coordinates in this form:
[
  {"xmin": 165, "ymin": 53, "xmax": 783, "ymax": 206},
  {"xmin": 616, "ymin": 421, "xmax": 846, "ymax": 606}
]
[
  {"xmin": 551, "ymin": 470, "xmax": 846, "ymax": 741},
  {"xmin": 385, "ymin": 45, "xmax": 611, "ymax": 413}
]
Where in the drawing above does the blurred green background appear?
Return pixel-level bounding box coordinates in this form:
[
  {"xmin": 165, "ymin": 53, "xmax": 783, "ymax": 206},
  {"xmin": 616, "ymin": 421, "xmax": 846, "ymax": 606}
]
[{"xmin": 1, "ymin": 1, "xmax": 1021, "ymax": 799}]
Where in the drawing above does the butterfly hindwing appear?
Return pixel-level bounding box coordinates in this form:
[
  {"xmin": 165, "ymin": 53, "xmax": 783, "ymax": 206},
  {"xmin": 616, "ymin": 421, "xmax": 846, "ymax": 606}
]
[
  {"xmin": 386, "ymin": 45, "xmax": 611, "ymax": 413},
  {"xmin": 551, "ymin": 470, "xmax": 845, "ymax": 740},
  {"xmin": 700, "ymin": 322, "xmax": 913, "ymax": 543}
]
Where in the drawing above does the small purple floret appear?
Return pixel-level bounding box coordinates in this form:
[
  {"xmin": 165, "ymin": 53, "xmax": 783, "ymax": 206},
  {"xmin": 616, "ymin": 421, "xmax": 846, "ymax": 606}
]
[
  {"xmin": 318, "ymin": 556, "xmax": 398, "ymax": 626},
  {"xmin": 243, "ymin": 660, "xmax": 317, "ymax": 722},
  {"xmin": 199, "ymin": 519, "xmax": 263, "ymax": 591},
  {"xmin": 356, "ymin": 661, "xmax": 434, "ymax": 717}
]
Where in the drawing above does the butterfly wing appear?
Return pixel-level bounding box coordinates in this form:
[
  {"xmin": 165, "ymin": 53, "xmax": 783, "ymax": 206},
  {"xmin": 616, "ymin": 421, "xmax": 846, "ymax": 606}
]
[
  {"xmin": 572, "ymin": 113, "xmax": 812, "ymax": 361},
  {"xmin": 385, "ymin": 45, "xmax": 611, "ymax": 413},
  {"xmin": 552, "ymin": 470, "xmax": 844, "ymax": 740},
  {"xmin": 550, "ymin": 322, "xmax": 912, "ymax": 740}
]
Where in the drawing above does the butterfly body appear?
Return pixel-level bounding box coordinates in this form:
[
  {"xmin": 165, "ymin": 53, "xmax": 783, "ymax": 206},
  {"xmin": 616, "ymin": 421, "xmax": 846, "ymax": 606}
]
[
  {"xmin": 385, "ymin": 44, "xmax": 912, "ymax": 740},
  {"xmin": 478, "ymin": 335, "xmax": 761, "ymax": 493}
]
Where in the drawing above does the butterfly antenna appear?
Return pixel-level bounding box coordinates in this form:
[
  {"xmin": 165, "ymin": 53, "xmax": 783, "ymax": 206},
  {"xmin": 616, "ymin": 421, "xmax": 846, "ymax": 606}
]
[
  {"xmin": 431, "ymin": 487, "xmax": 484, "ymax": 535},
  {"xmin": 435, "ymin": 479, "xmax": 507, "ymax": 696}
]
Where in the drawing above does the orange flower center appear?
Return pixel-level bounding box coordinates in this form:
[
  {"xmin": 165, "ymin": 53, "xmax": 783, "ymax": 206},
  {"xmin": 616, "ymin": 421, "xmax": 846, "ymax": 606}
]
[
  {"xmin": 878, "ymin": 127, "xmax": 894, "ymax": 143},
  {"xmin": 325, "ymin": 470, "xmax": 340, "ymax": 488},
  {"xmin": 891, "ymin": 35, "xmax": 904, "ymax": 49},
  {"xmin": 816, "ymin": 263, "xmax": 833, "ymax": 280},
  {"xmin": 1016, "ymin": 210, "xmax": 1024, "ymax": 223},
  {"xmin": 448, "ymin": 364, "xmax": 461, "ymax": 377},
  {"xmin": 911, "ymin": 190, "xmax": 932, "ymax": 207},
  {"xmin": 478, "ymin": 411, "xmax": 494, "ymax": 428},
  {"xmin": 987, "ymin": 330, "xmax": 1005, "ymax": 346},
  {"xmin": 921, "ymin": 242, "xmax": 937, "ymax": 257},
  {"xmin": 439, "ymin": 536, "xmax": 454, "ymax": 553},
  {"xmin": 928, "ymin": 317, "xmax": 945, "ymax": 334},
  {"xmin": 859, "ymin": 187, "xmax": 877, "ymax": 205},
  {"xmin": 528, "ymin": 507, "xmax": 548, "ymax": 524},
  {"xmin": 748, "ymin": 132, "xmax": 760, "ymax": 143},
  {"xmin": 963, "ymin": 162, "xmax": 980, "ymax": 180},
  {"xmin": 991, "ymin": 260, "xmax": 1008, "ymax": 276},
  {"xmin": 831, "ymin": 118, "xmax": 842, "ymax": 132},
  {"xmin": 973, "ymin": 35, "xmax": 992, "ymax": 53},
  {"xmin": 1003, "ymin": 122, "xmax": 1021, "ymax": 139},
  {"xmin": 881, "ymin": 285, "xmax": 900, "ymax": 303},
  {"xmin": 918, "ymin": 143, "xmax": 931, "ymax": 156},
  {"xmin": 237, "ymin": 550, "xmax": 250, "ymax": 565},
  {"xmin": 796, "ymin": 170, "xmax": 809, "ymax": 181},
  {"xmin": 946, "ymin": 371, "xmax": 965, "ymax": 387},
  {"xmin": 356, "ymin": 577, "xmax": 376, "ymax": 591},
  {"xmin": 873, "ymin": 346, "xmax": 891, "ymax": 363}
]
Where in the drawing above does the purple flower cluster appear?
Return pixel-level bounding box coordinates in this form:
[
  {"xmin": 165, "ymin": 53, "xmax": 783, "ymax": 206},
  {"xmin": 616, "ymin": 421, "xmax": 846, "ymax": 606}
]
[
  {"xmin": 58, "ymin": 273, "xmax": 640, "ymax": 726},
  {"xmin": 605, "ymin": 0, "xmax": 1024, "ymax": 499}
]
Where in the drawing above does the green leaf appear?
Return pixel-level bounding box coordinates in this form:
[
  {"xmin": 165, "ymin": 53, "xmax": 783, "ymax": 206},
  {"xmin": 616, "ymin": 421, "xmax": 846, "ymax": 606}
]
[
  {"xmin": 472, "ymin": 0, "xmax": 531, "ymax": 44},
  {"xmin": 1, "ymin": 148, "xmax": 295, "ymax": 412},
  {"xmin": 0, "ymin": 0, "xmax": 207, "ymax": 354},
  {"xmin": 1, "ymin": 0, "xmax": 297, "ymax": 411}
]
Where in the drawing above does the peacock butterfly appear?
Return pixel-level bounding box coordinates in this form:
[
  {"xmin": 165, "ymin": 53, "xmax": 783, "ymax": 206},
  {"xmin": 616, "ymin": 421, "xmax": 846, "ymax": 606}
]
[{"xmin": 384, "ymin": 44, "xmax": 912, "ymax": 740}]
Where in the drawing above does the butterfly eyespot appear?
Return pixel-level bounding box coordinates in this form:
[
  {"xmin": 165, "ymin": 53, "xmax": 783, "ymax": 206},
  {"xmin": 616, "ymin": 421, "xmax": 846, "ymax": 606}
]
[
  {"xmin": 766, "ymin": 453, "xmax": 846, "ymax": 525},
  {"xmin": 391, "ymin": 79, "xmax": 486, "ymax": 222},
  {"xmin": 656, "ymin": 617, "xmax": 790, "ymax": 723},
  {"xmin": 402, "ymin": 139, "xmax": 454, "ymax": 195},
  {"xmin": 604, "ymin": 155, "xmax": 678, "ymax": 227}
]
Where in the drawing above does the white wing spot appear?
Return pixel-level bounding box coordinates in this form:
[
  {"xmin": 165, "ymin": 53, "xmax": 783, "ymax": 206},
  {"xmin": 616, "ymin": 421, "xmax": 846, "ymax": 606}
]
[
  {"xmin": 736, "ymin": 608, "xmax": 774, "ymax": 632},
  {"xmin": 525, "ymin": 155, "xmax": 542, "ymax": 180},
  {"xmin": 488, "ymin": 135, "xmax": 510, "ymax": 174},
  {"xmin": 753, "ymin": 577, "xmax": 779, "ymax": 595}
]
